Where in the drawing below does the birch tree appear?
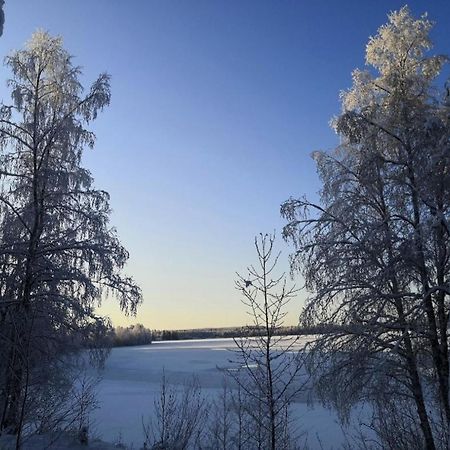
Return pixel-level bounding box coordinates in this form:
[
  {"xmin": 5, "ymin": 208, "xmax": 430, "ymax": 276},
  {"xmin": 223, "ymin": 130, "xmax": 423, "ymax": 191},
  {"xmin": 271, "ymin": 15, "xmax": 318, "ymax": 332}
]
[
  {"xmin": 282, "ymin": 7, "xmax": 449, "ymax": 450},
  {"xmin": 0, "ymin": 31, "xmax": 142, "ymax": 443}
]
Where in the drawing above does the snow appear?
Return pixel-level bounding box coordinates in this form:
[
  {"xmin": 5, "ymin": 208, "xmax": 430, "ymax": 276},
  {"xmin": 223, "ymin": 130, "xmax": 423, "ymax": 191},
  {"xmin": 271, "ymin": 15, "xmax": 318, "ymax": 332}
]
[
  {"xmin": 92, "ymin": 337, "xmax": 348, "ymax": 449},
  {"xmin": 0, "ymin": 433, "xmax": 120, "ymax": 450}
]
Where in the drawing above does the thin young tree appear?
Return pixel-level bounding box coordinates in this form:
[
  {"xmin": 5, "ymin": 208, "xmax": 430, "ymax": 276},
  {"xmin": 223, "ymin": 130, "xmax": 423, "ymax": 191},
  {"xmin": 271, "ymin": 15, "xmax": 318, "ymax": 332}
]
[
  {"xmin": 142, "ymin": 372, "xmax": 207, "ymax": 450},
  {"xmin": 230, "ymin": 233, "xmax": 305, "ymax": 450},
  {"xmin": 207, "ymin": 379, "xmax": 233, "ymax": 450},
  {"xmin": 282, "ymin": 7, "xmax": 449, "ymax": 449},
  {"xmin": 0, "ymin": 31, "xmax": 142, "ymax": 444}
]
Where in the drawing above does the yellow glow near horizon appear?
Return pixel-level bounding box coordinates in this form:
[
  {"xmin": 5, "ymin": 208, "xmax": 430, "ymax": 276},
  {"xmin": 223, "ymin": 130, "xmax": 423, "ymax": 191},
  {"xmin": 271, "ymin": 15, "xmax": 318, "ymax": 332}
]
[{"xmin": 97, "ymin": 292, "xmax": 304, "ymax": 331}]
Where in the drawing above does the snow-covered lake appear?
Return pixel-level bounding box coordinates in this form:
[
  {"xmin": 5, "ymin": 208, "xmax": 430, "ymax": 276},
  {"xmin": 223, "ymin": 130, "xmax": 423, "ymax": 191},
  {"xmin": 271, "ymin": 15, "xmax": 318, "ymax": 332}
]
[{"xmin": 93, "ymin": 337, "xmax": 348, "ymax": 449}]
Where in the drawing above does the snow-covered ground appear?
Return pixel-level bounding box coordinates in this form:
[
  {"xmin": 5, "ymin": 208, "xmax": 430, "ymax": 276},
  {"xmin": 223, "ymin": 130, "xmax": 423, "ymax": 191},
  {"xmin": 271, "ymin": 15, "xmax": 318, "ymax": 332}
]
[{"xmin": 92, "ymin": 337, "xmax": 352, "ymax": 449}]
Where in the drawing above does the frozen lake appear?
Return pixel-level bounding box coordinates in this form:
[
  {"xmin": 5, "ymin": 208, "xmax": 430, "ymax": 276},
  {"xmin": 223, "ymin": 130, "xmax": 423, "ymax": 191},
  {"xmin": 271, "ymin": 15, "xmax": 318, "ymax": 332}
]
[{"xmin": 93, "ymin": 337, "xmax": 347, "ymax": 449}]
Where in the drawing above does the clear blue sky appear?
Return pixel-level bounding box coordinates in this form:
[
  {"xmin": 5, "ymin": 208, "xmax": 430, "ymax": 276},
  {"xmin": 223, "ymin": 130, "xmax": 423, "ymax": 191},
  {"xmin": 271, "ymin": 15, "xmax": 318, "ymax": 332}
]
[{"xmin": 1, "ymin": 1, "xmax": 449, "ymax": 329}]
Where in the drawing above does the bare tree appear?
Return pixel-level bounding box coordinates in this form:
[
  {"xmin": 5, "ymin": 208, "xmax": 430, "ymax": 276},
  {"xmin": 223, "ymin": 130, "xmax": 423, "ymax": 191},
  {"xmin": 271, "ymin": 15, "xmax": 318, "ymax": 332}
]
[
  {"xmin": 207, "ymin": 380, "xmax": 233, "ymax": 450},
  {"xmin": 205, "ymin": 374, "xmax": 254, "ymax": 450},
  {"xmin": 143, "ymin": 372, "xmax": 207, "ymax": 450},
  {"xmin": 0, "ymin": 31, "xmax": 142, "ymax": 446},
  {"xmin": 229, "ymin": 233, "xmax": 306, "ymax": 450},
  {"xmin": 282, "ymin": 7, "xmax": 449, "ymax": 450},
  {"xmin": 229, "ymin": 380, "xmax": 248, "ymax": 450}
]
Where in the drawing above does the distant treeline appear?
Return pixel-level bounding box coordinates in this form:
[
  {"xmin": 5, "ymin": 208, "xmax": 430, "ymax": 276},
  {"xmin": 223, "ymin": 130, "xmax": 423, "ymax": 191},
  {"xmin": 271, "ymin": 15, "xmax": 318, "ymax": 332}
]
[
  {"xmin": 149, "ymin": 324, "xmax": 340, "ymax": 342},
  {"xmin": 154, "ymin": 324, "xmax": 339, "ymax": 341},
  {"xmin": 151, "ymin": 326, "xmax": 298, "ymax": 341},
  {"xmin": 108, "ymin": 323, "xmax": 341, "ymax": 347}
]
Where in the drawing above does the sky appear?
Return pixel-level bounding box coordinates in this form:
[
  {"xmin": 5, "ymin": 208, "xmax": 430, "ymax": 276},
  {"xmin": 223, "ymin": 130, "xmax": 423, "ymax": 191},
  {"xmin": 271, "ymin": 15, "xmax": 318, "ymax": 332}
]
[{"xmin": 0, "ymin": 1, "xmax": 449, "ymax": 330}]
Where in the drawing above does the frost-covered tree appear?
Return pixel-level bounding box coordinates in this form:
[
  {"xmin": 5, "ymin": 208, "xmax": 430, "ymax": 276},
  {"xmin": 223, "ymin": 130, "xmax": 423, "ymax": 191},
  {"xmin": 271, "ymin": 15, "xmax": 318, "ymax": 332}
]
[
  {"xmin": 112, "ymin": 324, "xmax": 153, "ymax": 347},
  {"xmin": 282, "ymin": 7, "xmax": 449, "ymax": 450},
  {"xmin": 0, "ymin": 31, "xmax": 142, "ymax": 443}
]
